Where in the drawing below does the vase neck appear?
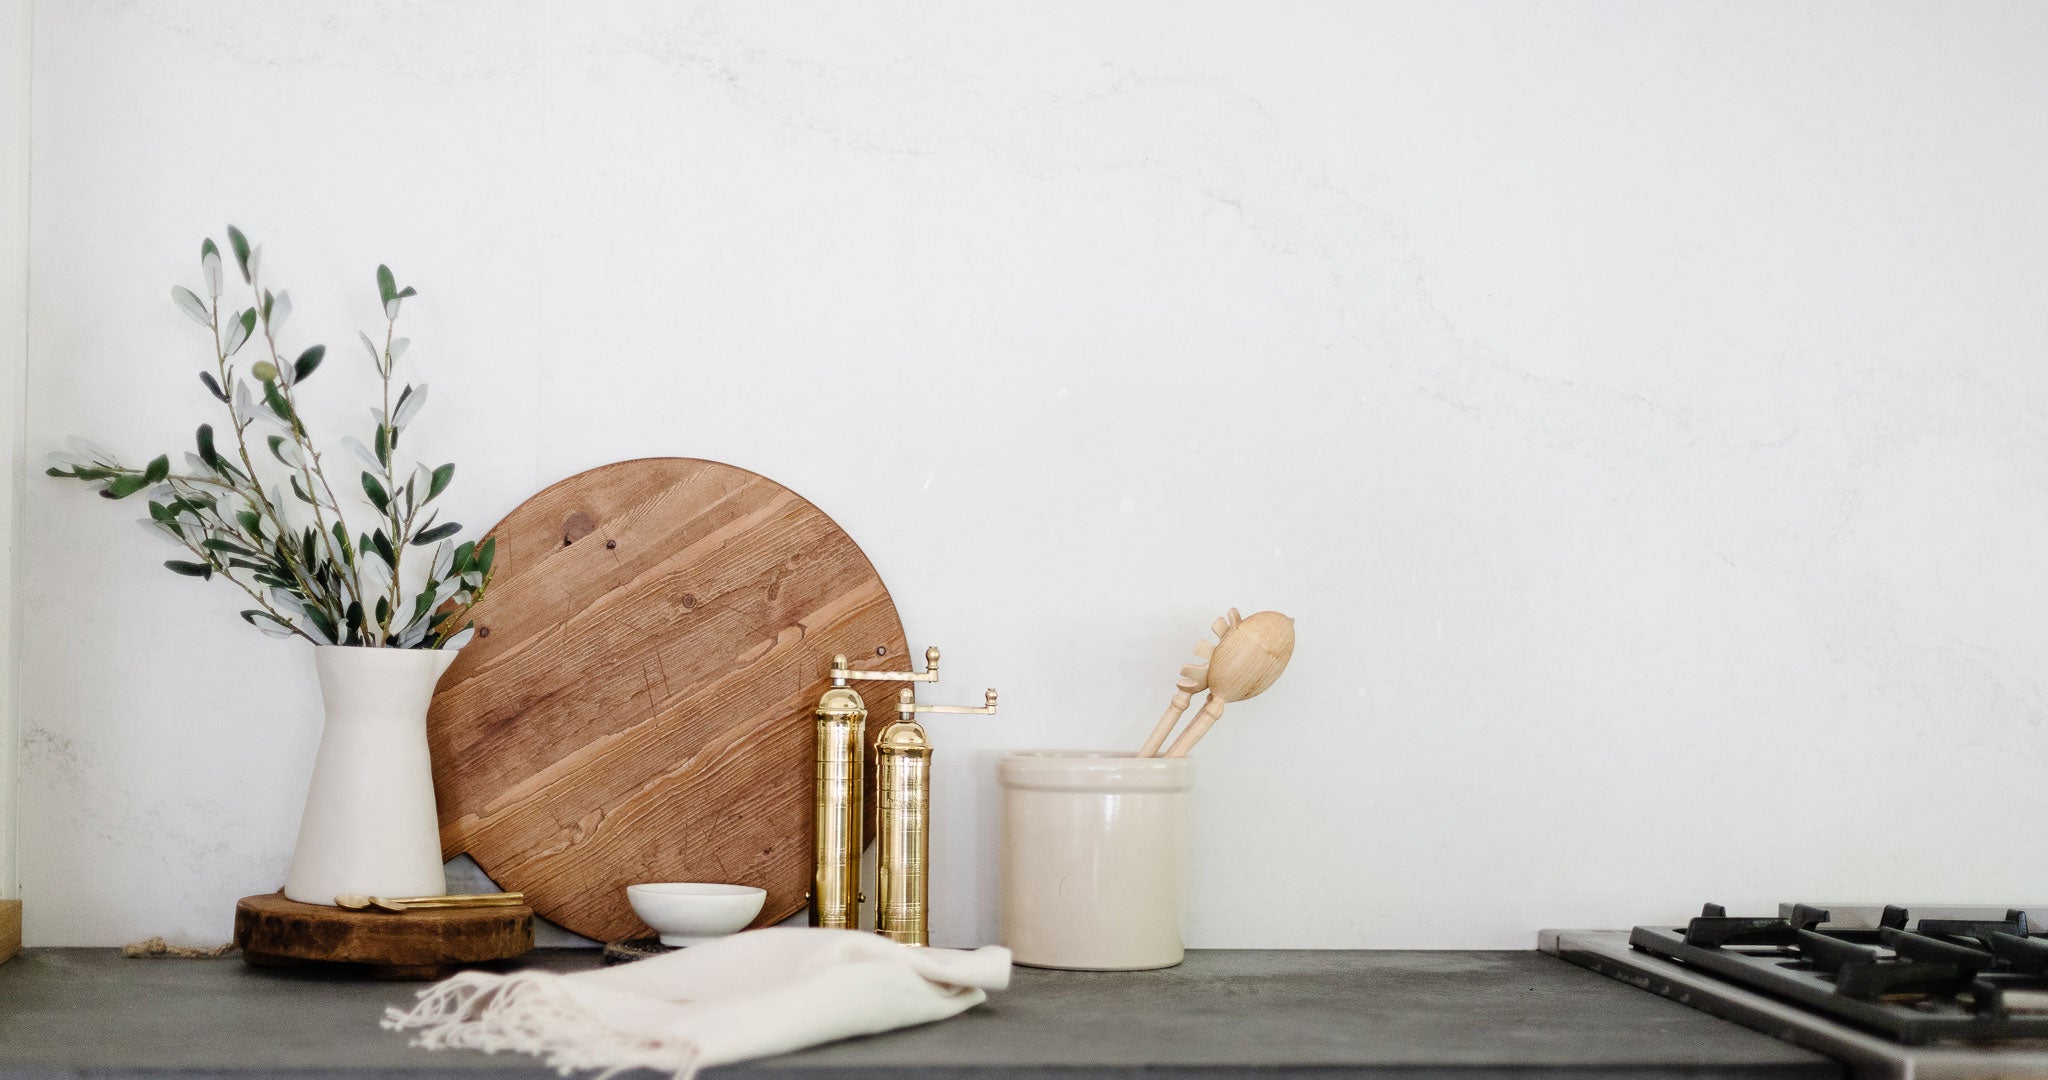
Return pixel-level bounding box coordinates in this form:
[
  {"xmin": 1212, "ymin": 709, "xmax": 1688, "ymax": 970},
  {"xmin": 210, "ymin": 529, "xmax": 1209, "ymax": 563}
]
[{"xmin": 313, "ymin": 646, "xmax": 456, "ymax": 723}]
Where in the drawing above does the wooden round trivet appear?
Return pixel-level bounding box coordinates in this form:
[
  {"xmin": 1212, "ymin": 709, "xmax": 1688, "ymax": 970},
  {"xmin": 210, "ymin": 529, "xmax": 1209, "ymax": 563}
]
[
  {"xmin": 602, "ymin": 936, "xmax": 679, "ymax": 964},
  {"xmin": 427, "ymin": 458, "xmax": 908, "ymax": 942},
  {"xmin": 233, "ymin": 893, "xmax": 532, "ymax": 980}
]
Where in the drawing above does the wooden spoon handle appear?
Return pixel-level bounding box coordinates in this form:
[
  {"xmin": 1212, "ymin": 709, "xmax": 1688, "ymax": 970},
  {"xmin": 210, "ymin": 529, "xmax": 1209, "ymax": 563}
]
[
  {"xmin": 1163, "ymin": 694, "xmax": 1227, "ymax": 758},
  {"xmin": 1138, "ymin": 690, "xmax": 1193, "ymax": 758}
]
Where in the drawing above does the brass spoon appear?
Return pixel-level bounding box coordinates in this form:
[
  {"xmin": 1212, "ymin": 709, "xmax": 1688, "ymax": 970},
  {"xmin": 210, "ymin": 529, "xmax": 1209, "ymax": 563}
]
[{"xmin": 333, "ymin": 892, "xmax": 524, "ymax": 913}]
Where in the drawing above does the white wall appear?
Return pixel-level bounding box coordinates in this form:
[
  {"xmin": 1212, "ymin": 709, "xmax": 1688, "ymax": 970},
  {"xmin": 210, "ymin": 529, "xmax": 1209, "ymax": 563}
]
[
  {"xmin": 19, "ymin": 1, "xmax": 2048, "ymax": 949},
  {"xmin": 0, "ymin": 0, "xmax": 27, "ymax": 903}
]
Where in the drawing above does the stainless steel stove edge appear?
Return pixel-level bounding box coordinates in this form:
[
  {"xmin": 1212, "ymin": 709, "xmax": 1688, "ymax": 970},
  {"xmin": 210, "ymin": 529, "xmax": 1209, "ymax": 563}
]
[
  {"xmin": 1777, "ymin": 905, "xmax": 2048, "ymax": 930},
  {"xmin": 1543, "ymin": 929, "xmax": 2048, "ymax": 1080}
]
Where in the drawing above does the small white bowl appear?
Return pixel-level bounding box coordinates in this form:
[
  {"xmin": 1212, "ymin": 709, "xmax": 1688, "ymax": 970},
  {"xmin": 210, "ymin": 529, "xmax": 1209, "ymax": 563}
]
[{"xmin": 627, "ymin": 882, "xmax": 767, "ymax": 946}]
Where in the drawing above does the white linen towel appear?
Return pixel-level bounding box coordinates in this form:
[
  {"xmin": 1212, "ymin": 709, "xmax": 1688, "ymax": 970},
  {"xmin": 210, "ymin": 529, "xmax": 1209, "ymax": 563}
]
[{"xmin": 382, "ymin": 927, "xmax": 1012, "ymax": 1080}]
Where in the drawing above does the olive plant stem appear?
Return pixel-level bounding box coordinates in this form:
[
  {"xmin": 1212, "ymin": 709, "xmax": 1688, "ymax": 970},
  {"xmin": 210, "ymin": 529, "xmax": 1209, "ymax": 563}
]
[
  {"xmin": 377, "ymin": 315, "xmax": 407, "ymax": 640},
  {"xmin": 251, "ymin": 271, "xmax": 364, "ymax": 633},
  {"xmin": 208, "ymin": 299, "xmax": 331, "ymax": 626}
]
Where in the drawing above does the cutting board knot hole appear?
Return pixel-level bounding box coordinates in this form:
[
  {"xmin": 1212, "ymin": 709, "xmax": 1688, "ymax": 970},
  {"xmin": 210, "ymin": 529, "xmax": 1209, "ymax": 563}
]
[{"xmin": 561, "ymin": 511, "xmax": 599, "ymax": 546}]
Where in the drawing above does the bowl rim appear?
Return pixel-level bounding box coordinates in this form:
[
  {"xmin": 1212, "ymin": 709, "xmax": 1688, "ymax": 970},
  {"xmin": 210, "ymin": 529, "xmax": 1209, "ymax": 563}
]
[{"xmin": 626, "ymin": 882, "xmax": 766, "ymax": 898}]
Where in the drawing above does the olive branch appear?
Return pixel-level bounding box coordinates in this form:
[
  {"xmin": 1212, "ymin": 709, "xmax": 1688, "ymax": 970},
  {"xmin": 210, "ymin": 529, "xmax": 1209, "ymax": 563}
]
[{"xmin": 46, "ymin": 226, "xmax": 495, "ymax": 648}]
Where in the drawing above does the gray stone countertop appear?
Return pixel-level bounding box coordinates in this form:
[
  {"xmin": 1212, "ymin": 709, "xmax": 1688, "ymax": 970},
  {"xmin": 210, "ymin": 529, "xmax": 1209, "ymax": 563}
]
[{"xmin": 0, "ymin": 947, "xmax": 1841, "ymax": 1080}]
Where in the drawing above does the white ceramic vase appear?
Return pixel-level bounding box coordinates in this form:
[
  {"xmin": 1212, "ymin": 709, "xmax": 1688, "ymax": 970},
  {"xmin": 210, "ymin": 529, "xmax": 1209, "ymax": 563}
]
[{"xmin": 282, "ymin": 645, "xmax": 457, "ymax": 906}]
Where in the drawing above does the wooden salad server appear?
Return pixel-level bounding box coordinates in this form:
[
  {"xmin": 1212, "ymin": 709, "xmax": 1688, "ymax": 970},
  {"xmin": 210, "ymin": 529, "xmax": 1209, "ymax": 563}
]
[{"xmin": 1141, "ymin": 608, "xmax": 1296, "ymax": 758}]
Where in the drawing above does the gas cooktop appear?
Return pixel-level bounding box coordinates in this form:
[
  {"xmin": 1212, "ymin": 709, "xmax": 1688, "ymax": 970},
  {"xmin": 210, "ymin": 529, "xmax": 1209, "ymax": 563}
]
[{"xmin": 1548, "ymin": 902, "xmax": 2048, "ymax": 1080}]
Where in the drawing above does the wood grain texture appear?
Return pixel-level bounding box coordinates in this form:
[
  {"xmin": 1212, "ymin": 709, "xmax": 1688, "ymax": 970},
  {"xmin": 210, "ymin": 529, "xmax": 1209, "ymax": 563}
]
[
  {"xmin": 233, "ymin": 893, "xmax": 531, "ymax": 979},
  {"xmin": 0, "ymin": 900, "xmax": 18, "ymax": 964},
  {"xmin": 428, "ymin": 458, "xmax": 907, "ymax": 942}
]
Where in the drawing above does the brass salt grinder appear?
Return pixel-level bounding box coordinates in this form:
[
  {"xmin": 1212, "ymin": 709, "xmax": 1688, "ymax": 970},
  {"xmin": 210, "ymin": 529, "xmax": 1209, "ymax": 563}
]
[
  {"xmin": 810, "ymin": 647, "xmax": 940, "ymax": 930},
  {"xmin": 875, "ymin": 684, "xmax": 999, "ymax": 946}
]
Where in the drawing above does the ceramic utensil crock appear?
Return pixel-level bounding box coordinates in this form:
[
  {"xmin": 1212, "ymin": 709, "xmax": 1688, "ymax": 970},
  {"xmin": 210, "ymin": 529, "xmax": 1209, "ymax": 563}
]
[
  {"xmin": 998, "ymin": 750, "xmax": 1192, "ymax": 970},
  {"xmin": 283, "ymin": 646, "xmax": 456, "ymax": 905}
]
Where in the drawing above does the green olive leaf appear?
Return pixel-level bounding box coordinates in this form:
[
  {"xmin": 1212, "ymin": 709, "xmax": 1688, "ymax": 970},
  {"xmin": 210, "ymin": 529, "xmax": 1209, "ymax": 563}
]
[
  {"xmin": 427, "ymin": 462, "xmax": 454, "ymax": 501},
  {"xmin": 293, "ymin": 345, "xmax": 325, "ymax": 383},
  {"xmin": 226, "ymin": 225, "xmax": 252, "ymax": 282},
  {"xmin": 172, "ymin": 286, "xmax": 210, "ymax": 326},
  {"xmin": 200, "ymin": 239, "xmax": 223, "ymax": 298},
  {"xmin": 411, "ymin": 521, "xmax": 461, "ymax": 546}
]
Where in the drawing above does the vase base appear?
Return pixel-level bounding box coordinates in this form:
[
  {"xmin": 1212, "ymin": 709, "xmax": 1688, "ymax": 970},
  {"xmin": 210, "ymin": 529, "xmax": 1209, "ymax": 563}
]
[{"xmin": 233, "ymin": 892, "xmax": 532, "ymax": 980}]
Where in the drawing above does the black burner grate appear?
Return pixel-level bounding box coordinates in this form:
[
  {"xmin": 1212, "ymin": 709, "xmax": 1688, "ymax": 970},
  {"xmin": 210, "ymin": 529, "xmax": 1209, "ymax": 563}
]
[{"xmin": 1631, "ymin": 904, "xmax": 2048, "ymax": 1045}]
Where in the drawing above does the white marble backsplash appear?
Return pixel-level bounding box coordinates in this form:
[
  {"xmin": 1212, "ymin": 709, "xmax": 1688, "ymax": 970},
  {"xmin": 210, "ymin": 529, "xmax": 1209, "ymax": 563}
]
[{"xmin": 14, "ymin": 1, "xmax": 2048, "ymax": 948}]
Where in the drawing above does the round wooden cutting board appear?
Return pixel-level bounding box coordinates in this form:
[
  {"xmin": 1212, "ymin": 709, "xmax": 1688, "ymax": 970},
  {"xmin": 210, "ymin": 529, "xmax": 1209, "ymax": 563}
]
[{"xmin": 427, "ymin": 458, "xmax": 907, "ymax": 942}]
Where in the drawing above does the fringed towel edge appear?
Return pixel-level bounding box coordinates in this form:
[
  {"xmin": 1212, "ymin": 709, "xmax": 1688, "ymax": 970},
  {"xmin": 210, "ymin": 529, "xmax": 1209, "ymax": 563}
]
[{"xmin": 382, "ymin": 971, "xmax": 704, "ymax": 1080}]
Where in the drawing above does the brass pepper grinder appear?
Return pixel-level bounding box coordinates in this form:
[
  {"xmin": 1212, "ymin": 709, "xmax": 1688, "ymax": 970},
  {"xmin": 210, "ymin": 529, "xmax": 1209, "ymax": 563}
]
[
  {"xmin": 875, "ymin": 684, "xmax": 999, "ymax": 946},
  {"xmin": 810, "ymin": 647, "xmax": 941, "ymax": 930}
]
